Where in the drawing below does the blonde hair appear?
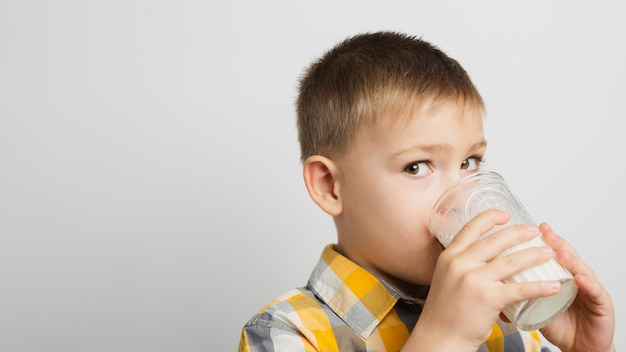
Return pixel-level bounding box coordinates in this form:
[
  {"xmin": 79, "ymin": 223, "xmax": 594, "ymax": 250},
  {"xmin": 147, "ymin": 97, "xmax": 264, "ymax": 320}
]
[{"xmin": 296, "ymin": 31, "xmax": 484, "ymax": 162}]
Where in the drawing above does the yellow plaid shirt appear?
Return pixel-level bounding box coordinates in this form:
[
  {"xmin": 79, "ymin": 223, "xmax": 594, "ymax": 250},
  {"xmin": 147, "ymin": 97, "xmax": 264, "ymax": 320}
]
[{"xmin": 239, "ymin": 244, "xmax": 550, "ymax": 352}]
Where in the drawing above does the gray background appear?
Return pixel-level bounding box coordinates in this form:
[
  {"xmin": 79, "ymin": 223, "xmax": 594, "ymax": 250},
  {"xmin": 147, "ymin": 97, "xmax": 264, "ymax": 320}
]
[{"xmin": 1, "ymin": 1, "xmax": 623, "ymax": 351}]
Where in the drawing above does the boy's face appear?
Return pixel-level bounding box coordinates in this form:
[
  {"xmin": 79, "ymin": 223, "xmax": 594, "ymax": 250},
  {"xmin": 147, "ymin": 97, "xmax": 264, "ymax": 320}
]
[{"xmin": 334, "ymin": 99, "xmax": 486, "ymax": 296}]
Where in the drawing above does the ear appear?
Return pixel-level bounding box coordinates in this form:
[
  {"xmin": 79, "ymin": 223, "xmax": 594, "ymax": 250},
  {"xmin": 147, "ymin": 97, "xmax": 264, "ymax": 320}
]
[{"xmin": 302, "ymin": 155, "xmax": 343, "ymax": 216}]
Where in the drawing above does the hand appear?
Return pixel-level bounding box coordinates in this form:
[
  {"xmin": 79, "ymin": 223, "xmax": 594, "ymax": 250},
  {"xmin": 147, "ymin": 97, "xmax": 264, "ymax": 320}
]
[
  {"xmin": 407, "ymin": 210, "xmax": 561, "ymax": 351},
  {"xmin": 539, "ymin": 223, "xmax": 616, "ymax": 352}
]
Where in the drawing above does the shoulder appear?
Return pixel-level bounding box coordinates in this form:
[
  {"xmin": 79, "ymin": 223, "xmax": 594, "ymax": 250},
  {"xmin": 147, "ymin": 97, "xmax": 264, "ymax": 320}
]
[
  {"xmin": 244, "ymin": 287, "xmax": 322, "ymax": 331},
  {"xmin": 239, "ymin": 287, "xmax": 327, "ymax": 351}
]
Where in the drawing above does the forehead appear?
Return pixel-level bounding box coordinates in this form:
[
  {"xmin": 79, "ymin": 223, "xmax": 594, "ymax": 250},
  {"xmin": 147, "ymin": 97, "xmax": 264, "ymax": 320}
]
[
  {"xmin": 375, "ymin": 94, "xmax": 484, "ymax": 125},
  {"xmin": 366, "ymin": 96, "xmax": 484, "ymax": 134},
  {"xmin": 350, "ymin": 99, "xmax": 485, "ymax": 156}
]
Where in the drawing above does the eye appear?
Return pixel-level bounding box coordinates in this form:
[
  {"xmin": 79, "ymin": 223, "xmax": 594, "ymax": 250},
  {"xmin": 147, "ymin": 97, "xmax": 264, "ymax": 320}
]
[
  {"xmin": 460, "ymin": 156, "xmax": 482, "ymax": 170},
  {"xmin": 403, "ymin": 161, "xmax": 429, "ymax": 176}
]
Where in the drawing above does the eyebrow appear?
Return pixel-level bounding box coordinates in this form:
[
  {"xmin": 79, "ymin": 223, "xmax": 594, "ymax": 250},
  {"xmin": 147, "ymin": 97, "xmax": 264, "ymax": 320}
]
[{"xmin": 392, "ymin": 140, "xmax": 488, "ymax": 160}]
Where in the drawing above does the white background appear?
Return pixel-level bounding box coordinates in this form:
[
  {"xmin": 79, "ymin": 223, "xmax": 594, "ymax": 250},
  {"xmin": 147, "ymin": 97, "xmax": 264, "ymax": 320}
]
[{"xmin": 1, "ymin": 1, "xmax": 623, "ymax": 351}]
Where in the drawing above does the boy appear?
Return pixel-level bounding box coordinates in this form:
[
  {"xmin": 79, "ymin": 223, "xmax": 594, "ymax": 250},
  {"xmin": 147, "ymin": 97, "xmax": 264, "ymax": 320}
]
[{"xmin": 238, "ymin": 31, "xmax": 616, "ymax": 351}]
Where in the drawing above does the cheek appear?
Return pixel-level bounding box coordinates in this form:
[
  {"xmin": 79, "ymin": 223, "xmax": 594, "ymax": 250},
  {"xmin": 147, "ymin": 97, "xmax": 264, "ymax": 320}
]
[
  {"xmin": 413, "ymin": 191, "xmax": 447, "ymax": 235},
  {"xmin": 402, "ymin": 179, "xmax": 441, "ymax": 212},
  {"xmin": 389, "ymin": 190, "xmax": 435, "ymax": 236}
]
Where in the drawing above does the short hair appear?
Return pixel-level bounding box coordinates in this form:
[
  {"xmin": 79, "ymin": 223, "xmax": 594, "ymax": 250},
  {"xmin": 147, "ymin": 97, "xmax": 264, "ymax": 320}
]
[{"xmin": 296, "ymin": 31, "xmax": 485, "ymax": 163}]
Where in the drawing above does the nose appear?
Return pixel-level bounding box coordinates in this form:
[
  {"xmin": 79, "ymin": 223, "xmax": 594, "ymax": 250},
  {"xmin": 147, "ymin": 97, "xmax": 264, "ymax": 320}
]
[
  {"xmin": 440, "ymin": 171, "xmax": 464, "ymax": 194},
  {"xmin": 429, "ymin": 171, "xmax": 467, "ymax": 238},
  {"xmin": 430, "ymin": 172, "xmax": 458, "ymax": 209},
  {"xmin": 431, "ymin": 171, "xmax": 466, "ymax": 213}
]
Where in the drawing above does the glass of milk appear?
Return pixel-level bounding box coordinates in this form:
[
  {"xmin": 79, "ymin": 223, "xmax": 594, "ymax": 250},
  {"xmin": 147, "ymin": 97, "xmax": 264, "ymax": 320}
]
[{"xmin": 428, "ymin": 170, "xmax": 578, "ymax": 331}]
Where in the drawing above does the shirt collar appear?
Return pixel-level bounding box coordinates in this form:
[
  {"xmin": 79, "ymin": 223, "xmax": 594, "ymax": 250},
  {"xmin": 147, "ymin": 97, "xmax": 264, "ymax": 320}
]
[{"xmin": 307, "ymin": 244, "xmax": 423, "ymax": 338}]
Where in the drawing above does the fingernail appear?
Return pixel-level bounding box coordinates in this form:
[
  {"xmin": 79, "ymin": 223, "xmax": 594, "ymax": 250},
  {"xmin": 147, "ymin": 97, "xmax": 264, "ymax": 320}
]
[
  {"xmin": 541, "ymin": 246, "xmax": 554, "ymax": 255},
  {"xmin": 497, "ymin": 210, "xmax": 510, "ymax": 218},
  {"xmin": 527, "ymin": 224, "xmax": 538, "ymax": 232},
  {"xmin": 550, "ymin": 281, "xmax": 561, "ymax": 290}
]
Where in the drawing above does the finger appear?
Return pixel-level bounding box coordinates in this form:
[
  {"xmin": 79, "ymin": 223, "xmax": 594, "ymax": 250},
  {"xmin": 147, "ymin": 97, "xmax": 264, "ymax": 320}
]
[
  {"xmin": 447, "ymin": 209, "xmax": 510, "ymax": 252},
  {"xmin": 485, "ymin": 244, "xmax": 555, "ymax": 281},
  {"xmin": 560, "ymin": 251, "xmax": 615, "ymax": 316},
  {"xmin": 541, "ymin": 224, "xmax": 613, "ymax": 310},
  {"xmin": 540, "ymin": 223, "xmax": 592, "ymax": 278},
  {"xmin": 539, "ymin": 223, "xmax": 580, "ymax": 258},
  {"xmin": 556, "ymin": 249, "xmax": 607, "ymax": 303},
  {"xmin": 463, "ymin": 223, "xmax": 542, "ymax": 263},
  {"xmin": 501, "ymin": 280, "xmax": 562, "ymax": 306},
  {"xmin": 555, "ymin": 245, "xmax": 591, "ymax": 279},
  {"xmin": 572, "ymin": 272, "xmax": 614, "ymax": 313}
]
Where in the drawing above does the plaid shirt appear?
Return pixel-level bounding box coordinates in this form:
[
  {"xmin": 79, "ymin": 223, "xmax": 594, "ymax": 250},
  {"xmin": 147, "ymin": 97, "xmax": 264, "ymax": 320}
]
[{"xmin": 239, "ymin": 244, "xmax": 551, "ymax": 352}]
